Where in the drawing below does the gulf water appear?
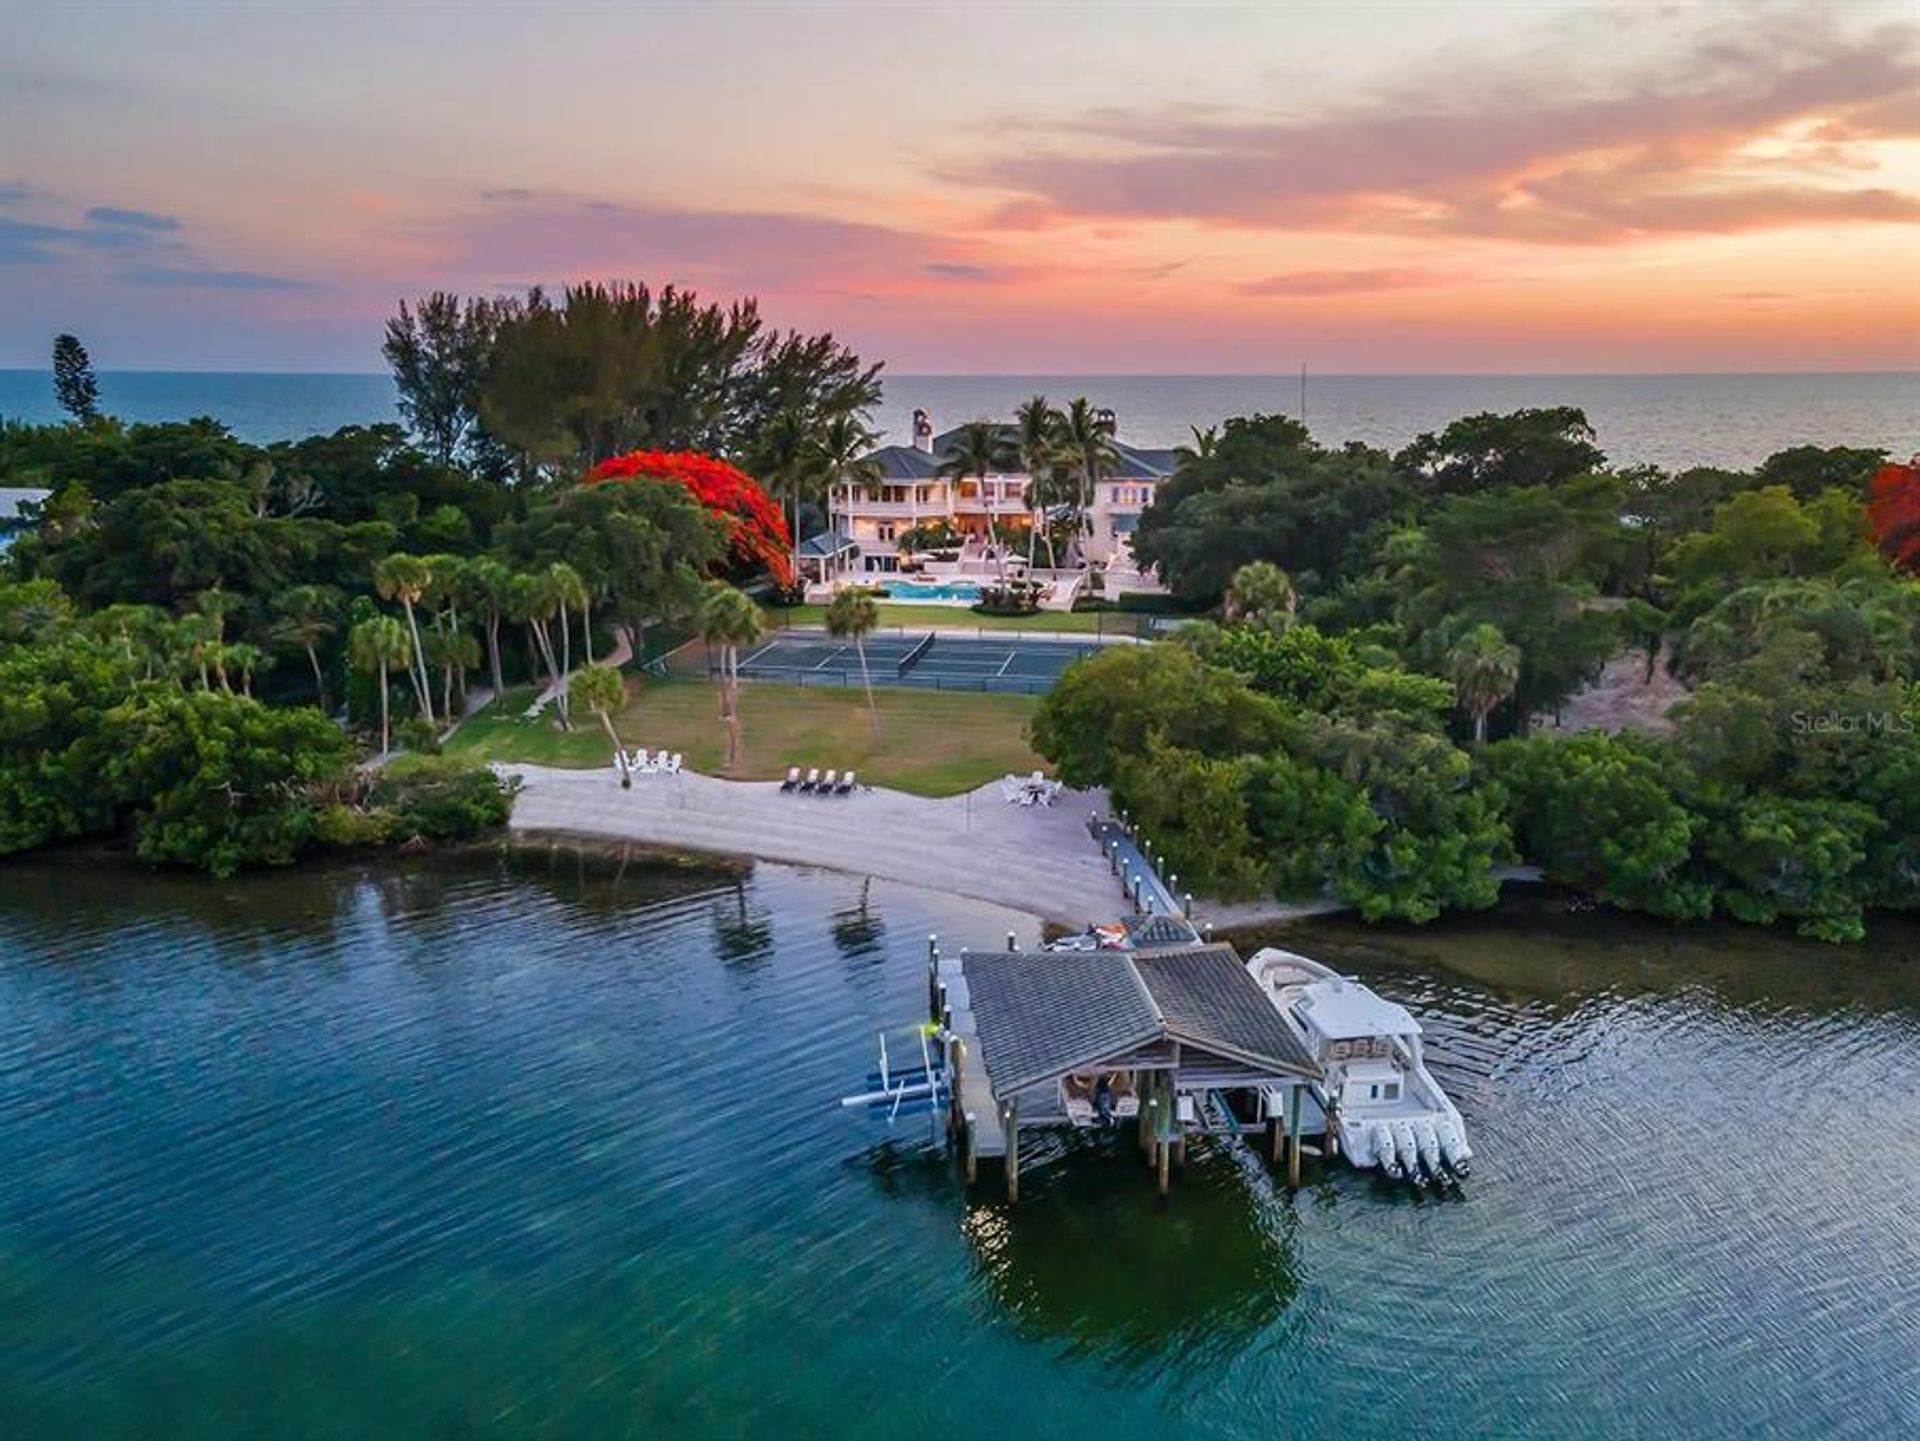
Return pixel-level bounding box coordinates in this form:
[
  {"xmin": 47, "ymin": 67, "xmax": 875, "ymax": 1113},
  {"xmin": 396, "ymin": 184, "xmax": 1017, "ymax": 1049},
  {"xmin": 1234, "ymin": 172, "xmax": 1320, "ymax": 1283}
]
[{"xmin": 2, "ymin": 370, "xmax": 1915, "ymax": 473}]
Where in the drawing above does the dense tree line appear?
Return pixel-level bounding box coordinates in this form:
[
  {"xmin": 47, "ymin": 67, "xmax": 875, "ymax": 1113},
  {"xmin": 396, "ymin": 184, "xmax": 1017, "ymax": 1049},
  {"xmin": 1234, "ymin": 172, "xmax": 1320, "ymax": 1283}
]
[
  {"xmin": 0, "ymin": 280, "xmax": 882, "ymax": 874},
  {"xmin": 1046, "ymin": 411, "xmax": 1918, "ymax": 941}
]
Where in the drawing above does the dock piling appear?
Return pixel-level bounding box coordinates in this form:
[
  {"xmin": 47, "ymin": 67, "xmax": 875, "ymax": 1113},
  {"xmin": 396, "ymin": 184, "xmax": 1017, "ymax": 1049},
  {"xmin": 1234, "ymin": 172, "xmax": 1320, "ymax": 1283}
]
[
  {"xmin": 1004, "ymin": 1100, "xmax": 1021, "ymax": 1204},
  {"xmin": 963, "ymin": 1110, "xmax": 977, "ymax": 1185},
  {"xmin": 1287, "ymin": 1086, "xmax": 1303, "ymax": 1188}
]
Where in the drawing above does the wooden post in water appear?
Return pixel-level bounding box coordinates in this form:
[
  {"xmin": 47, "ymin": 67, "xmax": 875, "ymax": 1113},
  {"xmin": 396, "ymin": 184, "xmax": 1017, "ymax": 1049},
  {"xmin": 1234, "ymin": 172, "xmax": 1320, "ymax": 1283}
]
[
  {"xmin": 1324, "ymin": 1101, "xmax": 1340, "ymax": 1159},
  {"xmin": 1144, "ymin": 1096, "xmax": 1159, "ymax": 1166},
  {"xmin": 1269, "ymin": 1109, "xmax": 1285, "ymax": 1163},
  {"xmin": 948, "ymin": 1037, "xmax": 966, "ymax": 1138},
  {"xmin": 1157, "ymin": 1118, "xmax": 1172, "ymax": 1196},
  {"xmin": 1287, "ymin": 1086, "xmax": 1304, "ymax": 1189},
  {"xmin": 963, "ymin": 1111, "xmax": 978, "ymax": 1185},
  {"xmin": 1004, "ymin": 1099, "xmax": 1021, "ymax": 1204},
  {"xmin": 926, "ymin": 934, "xmax": 939, "ymax": 1020}
]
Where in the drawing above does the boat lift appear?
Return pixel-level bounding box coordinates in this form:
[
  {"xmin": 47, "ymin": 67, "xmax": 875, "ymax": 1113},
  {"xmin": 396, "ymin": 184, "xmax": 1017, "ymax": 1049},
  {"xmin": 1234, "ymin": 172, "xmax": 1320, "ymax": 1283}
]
[{"xmin": 839, "ymin": 1023, "xmax": 948, "ymax": 1130}]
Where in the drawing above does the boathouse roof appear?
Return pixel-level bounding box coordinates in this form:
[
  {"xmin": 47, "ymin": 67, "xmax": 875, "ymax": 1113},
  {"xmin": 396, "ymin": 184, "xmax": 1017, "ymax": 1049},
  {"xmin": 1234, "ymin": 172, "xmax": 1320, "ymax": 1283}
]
[
  {"xmin": 1132, "ymin": 946, "xmax": 1318, "ymax": 1077},
  {"xmin": 959, "ymin": 944, "xmax": 1317, "ymax": 1099}
]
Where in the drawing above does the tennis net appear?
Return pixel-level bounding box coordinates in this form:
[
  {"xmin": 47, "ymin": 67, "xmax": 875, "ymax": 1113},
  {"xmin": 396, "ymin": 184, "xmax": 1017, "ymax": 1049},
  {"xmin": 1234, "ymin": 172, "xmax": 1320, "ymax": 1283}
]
[{"xmin": 895, "ymin": 632, "xmax": 937, "ymax": 677}]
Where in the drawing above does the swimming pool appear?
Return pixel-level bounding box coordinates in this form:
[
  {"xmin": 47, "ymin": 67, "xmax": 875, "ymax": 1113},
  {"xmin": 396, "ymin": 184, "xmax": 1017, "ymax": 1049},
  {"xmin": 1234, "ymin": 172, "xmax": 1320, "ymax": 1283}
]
[{"xmin": 878, "ymin": 577, "xmax": 982, "ymax": 603}]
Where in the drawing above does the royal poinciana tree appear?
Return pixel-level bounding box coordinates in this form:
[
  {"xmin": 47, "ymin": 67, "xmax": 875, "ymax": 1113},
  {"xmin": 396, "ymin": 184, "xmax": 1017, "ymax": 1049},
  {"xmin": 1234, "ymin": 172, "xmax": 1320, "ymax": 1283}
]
[
  {"xmin": 1869, "ymin": 459, "xmax": 1920, "ymax": 574},
  {"xmin": 584, "ymin": 450, "xmax": 793, "ymax": 586}
]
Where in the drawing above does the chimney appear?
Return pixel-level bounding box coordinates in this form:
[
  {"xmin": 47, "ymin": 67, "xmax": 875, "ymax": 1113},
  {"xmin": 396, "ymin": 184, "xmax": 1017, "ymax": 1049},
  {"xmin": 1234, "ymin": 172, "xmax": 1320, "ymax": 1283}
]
[{"xmin": 912, "ymin": 408, "xmax": 934, "ymax": 453}]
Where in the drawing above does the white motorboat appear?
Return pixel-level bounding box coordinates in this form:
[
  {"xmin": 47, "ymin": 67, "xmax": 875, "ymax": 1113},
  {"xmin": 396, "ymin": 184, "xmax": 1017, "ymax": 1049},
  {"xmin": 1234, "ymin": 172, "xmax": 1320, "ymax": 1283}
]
[{"xmin": 1246, "ymin": 947, "xmax": 1473, "ymax": 1188}]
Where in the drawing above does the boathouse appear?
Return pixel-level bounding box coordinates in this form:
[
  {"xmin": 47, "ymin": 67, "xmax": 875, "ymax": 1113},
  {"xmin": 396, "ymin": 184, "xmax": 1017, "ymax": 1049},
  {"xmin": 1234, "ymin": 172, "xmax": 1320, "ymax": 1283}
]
[{"xmin": 937, "ymin": 943, "xmax": 1328, "ymax": 1199}]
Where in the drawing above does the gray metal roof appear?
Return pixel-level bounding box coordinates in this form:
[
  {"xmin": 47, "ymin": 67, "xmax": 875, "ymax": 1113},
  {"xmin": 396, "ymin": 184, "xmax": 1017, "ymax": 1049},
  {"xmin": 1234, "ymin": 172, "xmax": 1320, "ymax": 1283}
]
[
  {"xmin": 960, "ymin": 943, "xmax": 1318, "ymax": 1100},
  {"xmin": 863, "ymin": 429, "xmax": 1179, "ymax": 482},
  {"xmin": 796, "ymin": 529, "xmax": 856, "ymax": 558},
  {"xmin": 961, "ymin": 950, "xmax": 1163, "ymax": 1098},
  {"xmin": 1132, "ymin": 946, "xmax": 1318, "ymax": 1077}
]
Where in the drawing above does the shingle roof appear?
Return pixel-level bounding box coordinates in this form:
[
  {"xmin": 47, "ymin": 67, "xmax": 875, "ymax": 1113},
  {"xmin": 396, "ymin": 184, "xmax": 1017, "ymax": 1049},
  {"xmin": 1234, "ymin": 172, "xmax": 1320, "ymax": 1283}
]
[
  {"xmin": 961, "ymin": 950, "xmax": 1163, "ymax": 1098},
  {"xmin": 1123, "ymin": 913, "xmax": 1200, "ymax": 949},
  {"xmin": 960, "ymin": 943, "xmax": 1318, "ymax": 1100},
  {"xmin": 1132, "ymin": 946, "xmax": 1318, "ymax": 1077}
]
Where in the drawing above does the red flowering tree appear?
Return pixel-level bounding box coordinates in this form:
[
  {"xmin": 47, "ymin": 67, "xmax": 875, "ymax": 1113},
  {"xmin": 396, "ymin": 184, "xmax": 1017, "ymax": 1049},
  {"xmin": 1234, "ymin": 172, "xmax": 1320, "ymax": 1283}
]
[
  {"xmin": 1868, "ymin": 459, "xmax": 1920, "ymax": 575},
  {"xmin": 584, "ymin": 450, "xmax": 793, "ymax": 585}
]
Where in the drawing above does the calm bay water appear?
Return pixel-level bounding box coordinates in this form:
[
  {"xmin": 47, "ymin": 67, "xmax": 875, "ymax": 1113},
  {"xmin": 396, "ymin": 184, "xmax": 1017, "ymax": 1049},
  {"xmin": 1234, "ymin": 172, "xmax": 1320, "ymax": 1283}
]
[
  {"xmin": 2, "ymin": 369, "xmax": 1915, "ymax": 473},
  {"xmin": 1, "ymin": 857, "xmax": 1915, "ymax": 1437}
]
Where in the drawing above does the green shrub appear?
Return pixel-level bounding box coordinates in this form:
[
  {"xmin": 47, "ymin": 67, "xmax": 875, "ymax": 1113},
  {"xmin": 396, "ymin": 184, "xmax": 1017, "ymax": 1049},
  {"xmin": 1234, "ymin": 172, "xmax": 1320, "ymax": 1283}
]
[{"xmin": 371, "ymin": 755, "xmax": 518, "ymax": 842}]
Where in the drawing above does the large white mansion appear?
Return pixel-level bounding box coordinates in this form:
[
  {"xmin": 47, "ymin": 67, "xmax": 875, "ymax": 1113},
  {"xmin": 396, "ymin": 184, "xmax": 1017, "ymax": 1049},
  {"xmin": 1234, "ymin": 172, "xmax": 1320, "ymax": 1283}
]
[{"xmin": 813, "ymin": 409, "xmax": 1180, "ymax": 580}]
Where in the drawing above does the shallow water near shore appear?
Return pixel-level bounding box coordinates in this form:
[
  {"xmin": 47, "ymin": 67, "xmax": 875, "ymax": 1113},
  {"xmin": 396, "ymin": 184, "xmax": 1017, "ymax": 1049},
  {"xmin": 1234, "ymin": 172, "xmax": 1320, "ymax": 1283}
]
[{"xmin": 1, "ymin": 856, "xmax": 1915, "ymax": 1437}]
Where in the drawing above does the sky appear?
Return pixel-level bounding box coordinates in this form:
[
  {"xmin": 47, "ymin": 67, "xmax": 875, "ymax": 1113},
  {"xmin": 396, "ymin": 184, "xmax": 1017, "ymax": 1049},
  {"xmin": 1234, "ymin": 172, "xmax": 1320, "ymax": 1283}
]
[{"xmin": 2, "ymin": 0, "xmax": 1917, "ymax": 374}]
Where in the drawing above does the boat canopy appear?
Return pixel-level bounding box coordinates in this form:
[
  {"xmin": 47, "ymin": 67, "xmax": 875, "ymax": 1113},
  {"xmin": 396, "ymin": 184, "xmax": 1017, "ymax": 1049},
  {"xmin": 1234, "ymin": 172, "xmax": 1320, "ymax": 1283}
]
[{"xmin": 1294, "ymin": 980, "xmax": 1422, "ymax": 1041}]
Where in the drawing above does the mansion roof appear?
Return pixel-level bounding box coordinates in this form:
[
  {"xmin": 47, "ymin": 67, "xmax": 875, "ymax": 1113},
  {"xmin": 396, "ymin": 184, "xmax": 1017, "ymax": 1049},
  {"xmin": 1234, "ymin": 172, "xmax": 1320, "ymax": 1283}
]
[{"xmin": 862, "ymin": 425, "xmax": 1181, "ymax": 484}]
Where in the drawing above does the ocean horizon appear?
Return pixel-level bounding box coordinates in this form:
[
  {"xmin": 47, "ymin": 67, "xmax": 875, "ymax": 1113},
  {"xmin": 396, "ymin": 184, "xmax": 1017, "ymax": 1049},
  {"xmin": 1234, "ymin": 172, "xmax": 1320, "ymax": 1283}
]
[{"xmin": 3, "ymin": 367, "xmax": 1916, "ymax": 473}]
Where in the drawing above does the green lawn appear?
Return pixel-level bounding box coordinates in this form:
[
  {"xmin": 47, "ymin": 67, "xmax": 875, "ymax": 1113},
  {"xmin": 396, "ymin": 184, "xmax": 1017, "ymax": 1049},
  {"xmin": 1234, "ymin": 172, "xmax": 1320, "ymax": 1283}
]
[
  {"xmin": 446, "ymin": 676, "xmax": 1045, "ymax": 797},
  {"xmin": 766, "ymin": 602, "xmax": 1128, "ymax": 635}
]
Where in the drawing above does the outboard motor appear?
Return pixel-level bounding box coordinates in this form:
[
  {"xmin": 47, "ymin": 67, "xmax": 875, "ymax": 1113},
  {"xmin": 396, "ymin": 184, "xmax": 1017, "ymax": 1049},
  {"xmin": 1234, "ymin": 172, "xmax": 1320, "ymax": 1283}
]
[
  {"xmin": 1372, "ymin": 1122, "xmax": 1403, "ymax": 1180},
  {"xmin": 1414, "ymin": 1120, "xmax": 1445, "ymax": 1184},
  {"xmin": 1437, "ymin": 1118, "xmax": 1473, "ymax": 1178},
  {"xmin": 1391, "ymin": 1122, "xmax": 1424, "ymax": 1189}
]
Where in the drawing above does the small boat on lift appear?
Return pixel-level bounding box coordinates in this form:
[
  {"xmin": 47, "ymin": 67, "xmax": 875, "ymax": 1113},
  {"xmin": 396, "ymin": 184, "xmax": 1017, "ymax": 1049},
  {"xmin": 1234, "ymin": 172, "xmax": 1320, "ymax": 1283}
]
[{"xmin": 1246, "ymin": 947, "xmax": 1473, "ymax": 1189}]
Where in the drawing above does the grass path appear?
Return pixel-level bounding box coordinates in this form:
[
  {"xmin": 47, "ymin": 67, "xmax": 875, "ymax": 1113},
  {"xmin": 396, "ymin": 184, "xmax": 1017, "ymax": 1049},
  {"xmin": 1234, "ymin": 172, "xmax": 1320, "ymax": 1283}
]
[{"xmin": 447, "ymin": 676, "xmax": 1044, "ymax": 797}]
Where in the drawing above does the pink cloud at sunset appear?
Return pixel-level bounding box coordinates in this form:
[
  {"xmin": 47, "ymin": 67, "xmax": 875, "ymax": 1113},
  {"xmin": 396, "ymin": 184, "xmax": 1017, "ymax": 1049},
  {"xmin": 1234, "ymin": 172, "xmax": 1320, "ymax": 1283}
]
[{"xmin": 1, "ymin": 0, "xmax": 1914, "ymax": 372}]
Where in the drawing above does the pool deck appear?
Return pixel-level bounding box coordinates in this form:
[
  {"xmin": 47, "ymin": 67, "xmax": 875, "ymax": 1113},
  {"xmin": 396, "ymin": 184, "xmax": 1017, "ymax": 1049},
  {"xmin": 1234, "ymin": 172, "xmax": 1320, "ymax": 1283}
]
[{"xmin": 503, "ymin": 764, "xmax": 1138, "ymax": 927}]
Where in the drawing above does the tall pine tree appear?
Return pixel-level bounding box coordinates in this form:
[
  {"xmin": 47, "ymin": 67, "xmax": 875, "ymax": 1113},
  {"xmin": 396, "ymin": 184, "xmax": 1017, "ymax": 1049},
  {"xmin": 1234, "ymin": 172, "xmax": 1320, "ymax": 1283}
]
[{"xmin": 52, "ymin": 334, "xmax": 101, "ymax": 423}]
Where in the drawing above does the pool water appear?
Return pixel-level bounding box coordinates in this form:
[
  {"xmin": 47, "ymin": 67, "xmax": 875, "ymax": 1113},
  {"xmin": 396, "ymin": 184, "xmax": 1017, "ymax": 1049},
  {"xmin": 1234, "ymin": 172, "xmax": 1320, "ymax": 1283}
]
[{"xmin": 881, "ymin": 577, "xmax": 982, "ymax": 603}]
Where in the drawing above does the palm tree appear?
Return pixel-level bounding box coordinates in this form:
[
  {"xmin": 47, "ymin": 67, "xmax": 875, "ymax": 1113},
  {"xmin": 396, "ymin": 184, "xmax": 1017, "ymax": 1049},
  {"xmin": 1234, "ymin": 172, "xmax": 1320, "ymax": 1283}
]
[
  {"xmin": 1014, "ymin": 395, "xmax": 1064, "ymax": 572},
  {"xmin": 191, "ymin": 587, "xmax": 241, "ymax": 693},
  {"xmin": 1445, "ymin": 623, "xmax": 1522, "ymax": 745},
  {"xmin": 271, "ymin": 584, "xmax": 342, "ymax": 711},
  {"xmin": 1181, "ymin": 424, "xmax": 1220, "ymax": 461},
  {"xmin": 545, "ymin": 561, "xmax": 589, "ymax": 724},
  {"xmin": 224, "ymin": 642, "xmax": 269, "ymax": 698},
  {"xmin": 1059, "ymin": 398, "xmax": 1120, "ymax": 565},
  {"xmin": 1224, "ymin": 561, "xmax": 1297, "ymax": 629},
  {"xmin": 755, "ymin": 409, "xmax": 827, "ymax": 583},
  {"xmin": 938, "ymin": 420, "xmax": 1016, "ymax": 579},
  {"xmin": 467, "ymin": 557, "xmax": 513, "ymax": 704},
  {"xmin": 826, "ymin": 587, "xmax": 882, "ymax": 736},
  {"xmin": 349, "ymin": 615, "xmax": 412, "ymax": 755},
  {"xmin": 699, "ymin": 583, "xmax": 763, "ymax": 771},
  {"xmin": 813, "ymin": 413, "xmax": 882, "ymax": 580},
  {"xmin": 373, "ymin": 553, "xmax": 437, "ymax": 725},
  {"xmin": 569, "ymin": 664, "xmax": 628, "ymax": 752}
]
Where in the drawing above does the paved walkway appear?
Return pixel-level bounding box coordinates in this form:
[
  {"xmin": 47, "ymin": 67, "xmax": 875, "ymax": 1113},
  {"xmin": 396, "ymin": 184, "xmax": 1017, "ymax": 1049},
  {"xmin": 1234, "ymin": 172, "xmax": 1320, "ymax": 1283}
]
[
  {"xmin": 503, "ymin": 765, "xmax": 1134, "ymax": 926},
  {"xmin": 524, "ymin": 631, "xmax": 633, "ymax": 718}
]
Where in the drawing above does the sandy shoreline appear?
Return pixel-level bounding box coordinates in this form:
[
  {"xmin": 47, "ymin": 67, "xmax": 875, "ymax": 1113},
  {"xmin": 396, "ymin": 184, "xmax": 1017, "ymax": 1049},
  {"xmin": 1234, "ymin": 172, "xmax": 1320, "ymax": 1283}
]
[{"xmin": 502, "ymin": 763, "xmax": 1360, "ymax": 929}]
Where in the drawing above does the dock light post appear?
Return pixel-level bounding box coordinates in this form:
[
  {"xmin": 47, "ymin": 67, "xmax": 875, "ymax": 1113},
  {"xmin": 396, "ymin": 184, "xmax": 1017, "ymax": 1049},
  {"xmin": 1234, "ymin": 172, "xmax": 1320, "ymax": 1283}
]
[
  {"xmin": 1108, "ymin": 840, "xmax": 1119, "ymax": 876},
  {"xmin": 1006, "ymin": 929, "xmax": 1017, "ymax": 952},
  {"xmin": 1184, "ymin": 892, "xmax": 1193, "ymax": 918},
  {"xmin": 1169, "ymin": 871, "xmax": 1178, "ymax": 895}
]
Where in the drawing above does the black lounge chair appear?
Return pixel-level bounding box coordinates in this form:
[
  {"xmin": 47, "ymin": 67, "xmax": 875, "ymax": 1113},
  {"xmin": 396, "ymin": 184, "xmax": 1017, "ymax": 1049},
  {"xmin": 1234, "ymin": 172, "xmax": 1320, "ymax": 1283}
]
[
  {"xmin": 834, "ymin": 770, "xmax": 856, "ymax": 795},
  {"xmin": 780, "ymin": 765, "xmax": 801, "ymax": 791},
  {"xmin": 798, "ymin": 767, "xmax": 820, "ymax": 793}
]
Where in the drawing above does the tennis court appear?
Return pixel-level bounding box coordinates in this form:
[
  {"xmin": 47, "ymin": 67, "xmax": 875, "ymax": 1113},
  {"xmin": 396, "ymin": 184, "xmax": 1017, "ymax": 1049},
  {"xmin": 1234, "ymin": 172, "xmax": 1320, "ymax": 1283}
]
[{"xmin": 711, "ymin": 627, "xmax": 1104, "ymax": 696}]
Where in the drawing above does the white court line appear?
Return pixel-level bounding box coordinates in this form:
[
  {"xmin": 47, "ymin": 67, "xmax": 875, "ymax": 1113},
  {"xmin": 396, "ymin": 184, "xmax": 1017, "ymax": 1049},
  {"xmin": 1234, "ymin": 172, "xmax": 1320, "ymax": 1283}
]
[
  {"xmin": 810, "ymin": 645, "xmax": 854, "ymax": 671},
  {"xmin": 994, "ymin": 650, "xmax": 1018, "ymax": 677},
  {"xmin": 739, "ymin": 638, "xmax": 784, "ymax": 667}
]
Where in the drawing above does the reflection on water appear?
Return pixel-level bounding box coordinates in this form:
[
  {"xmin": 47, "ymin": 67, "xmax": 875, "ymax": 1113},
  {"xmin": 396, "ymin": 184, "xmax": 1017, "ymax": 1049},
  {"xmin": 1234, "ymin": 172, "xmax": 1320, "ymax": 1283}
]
[
  {"xmin": 961, "ymin": 1138, "xmax": 1300, "ymax": 1379},
  {"xmin": 1, "ymin": 857, "xmax": 1915, "ymax": 1437}
]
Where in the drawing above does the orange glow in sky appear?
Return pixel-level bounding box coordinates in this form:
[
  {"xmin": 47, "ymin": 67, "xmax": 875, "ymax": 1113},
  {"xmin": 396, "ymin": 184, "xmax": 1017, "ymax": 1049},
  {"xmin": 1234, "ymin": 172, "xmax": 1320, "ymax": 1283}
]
[{"xmin": 3, "ymin": 1, "xmax": 1916, "ymax": 372}]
